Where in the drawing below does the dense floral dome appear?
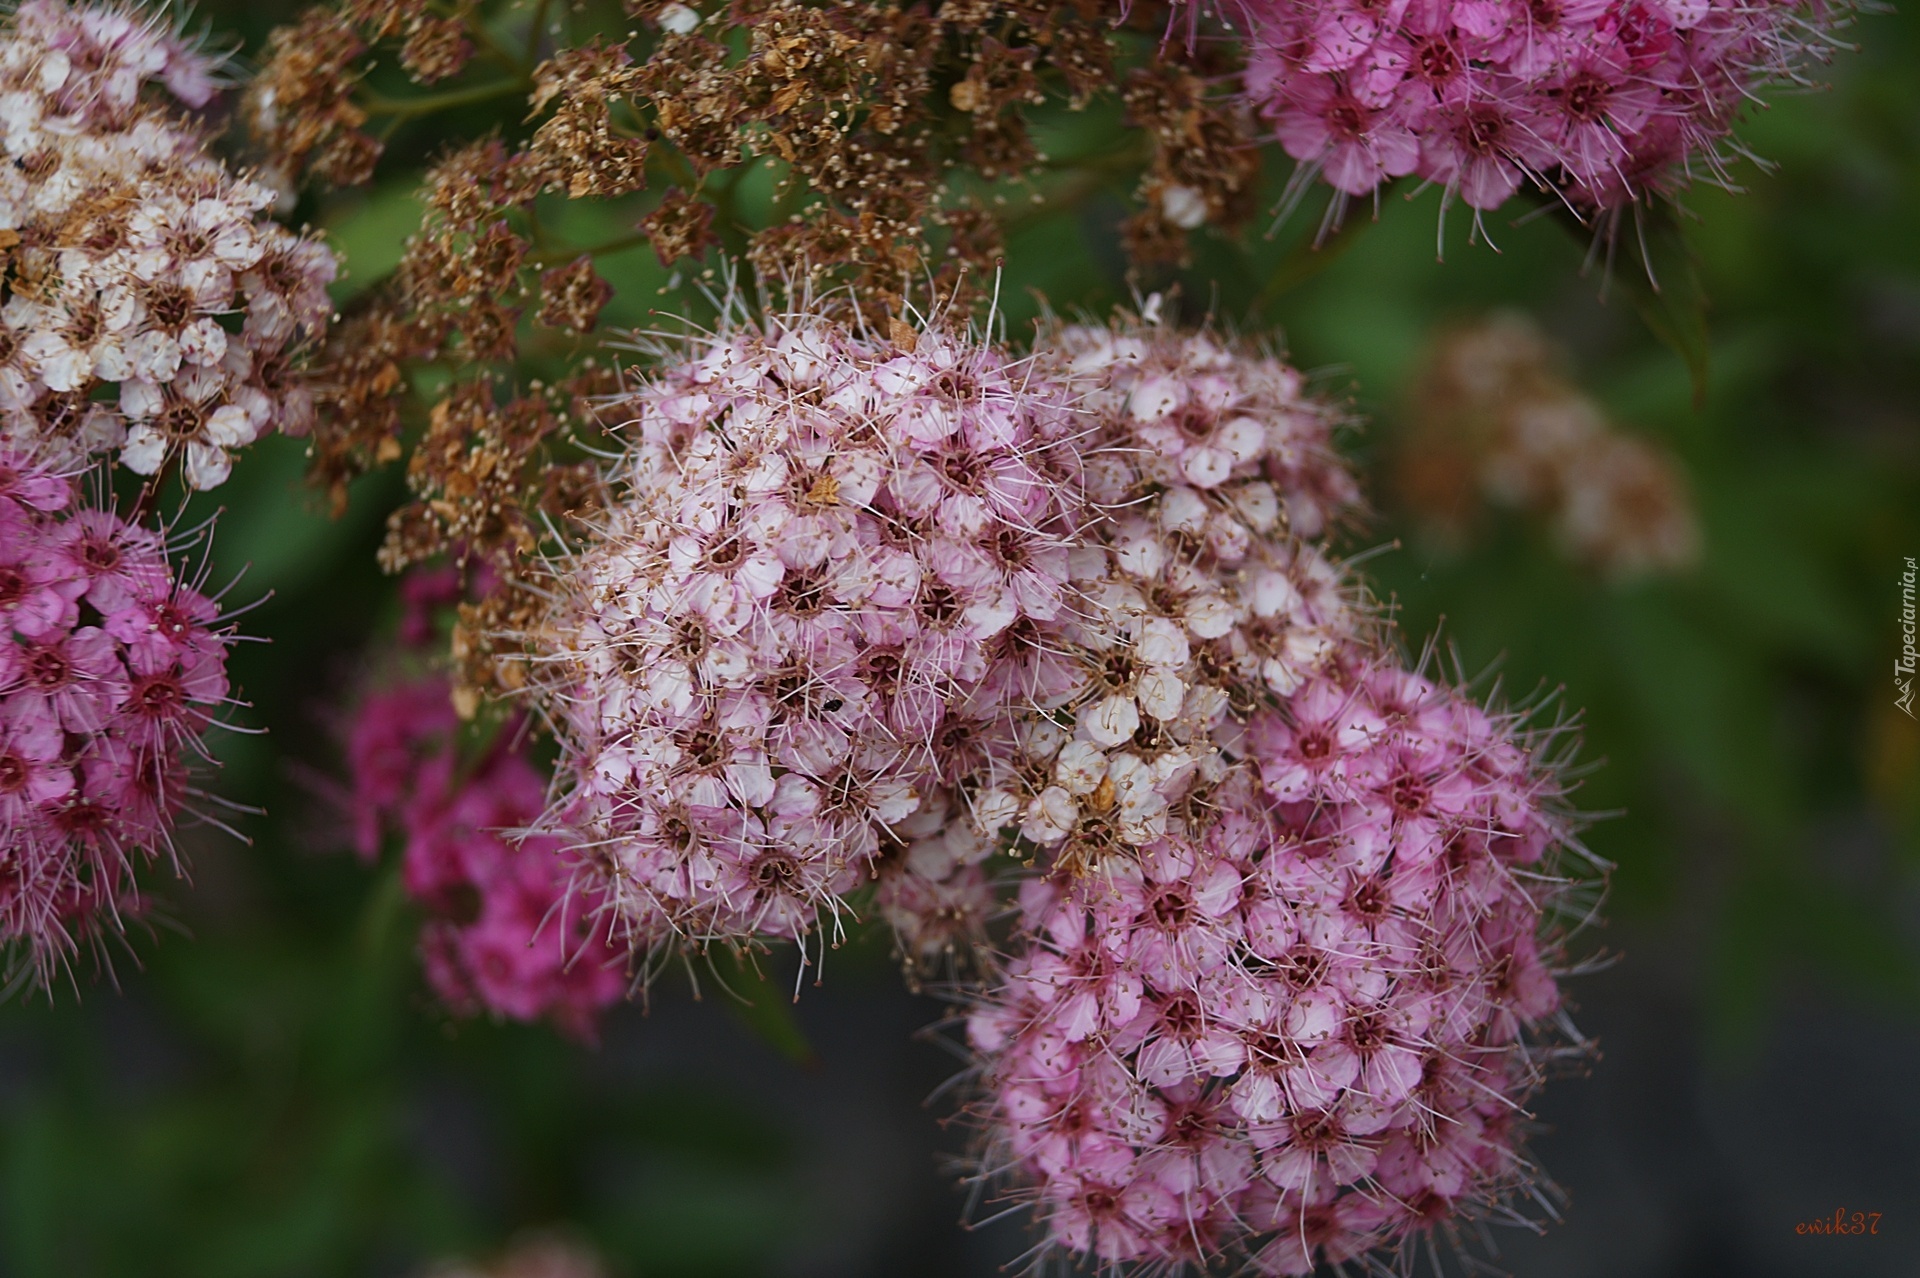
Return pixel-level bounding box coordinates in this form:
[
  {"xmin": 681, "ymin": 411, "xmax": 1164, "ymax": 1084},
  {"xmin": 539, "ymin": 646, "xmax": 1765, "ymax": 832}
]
[
  {"xmin": 0, "ymin": 0, "xmax": 335, "ymax": 487},
  {"xmin": 0, "ymin": 446, "xmax": 236, "ymax": 983},
  {"xmin": 1227, "ymin": 0, "xmax": 1853, "ymax": 213},
  {"xmin": 527, "ymin": 306, "xmax": 1090, "ymax": 956},
  {"xmin": 964, "ymin": 644, "xmax": 1583, "ymax": 1274}
]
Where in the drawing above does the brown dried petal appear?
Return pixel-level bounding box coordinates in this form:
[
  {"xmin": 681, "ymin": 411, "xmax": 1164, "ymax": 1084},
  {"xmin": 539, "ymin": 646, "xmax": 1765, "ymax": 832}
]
[
  {"xmin": 399, "ymin": 15, "xmax": 472, "ymax": 83},
  {"xmin": 639, "ymin": 189, "xmax": 718, "ymax": 267},
  {"xmin": 536, "ymin": 256, "xmax": 615, "ymax": 332}
]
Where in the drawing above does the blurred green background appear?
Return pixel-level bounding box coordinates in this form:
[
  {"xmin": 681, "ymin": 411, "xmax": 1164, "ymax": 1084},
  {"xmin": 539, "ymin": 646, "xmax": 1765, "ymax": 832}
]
[{"xmin": 2, "ymin": 2, "xmax": 1917, "ymax": 1275}]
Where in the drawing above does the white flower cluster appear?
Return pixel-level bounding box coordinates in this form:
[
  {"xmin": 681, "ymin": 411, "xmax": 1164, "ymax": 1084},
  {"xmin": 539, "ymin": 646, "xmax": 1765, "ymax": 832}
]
[
  {"xmin": 0, "ymin": 0, "xmax": 335, "ymax": 489},
  {"xmin": 965, "ymin": 320, "xmax": 1369, "ymax": 864}
]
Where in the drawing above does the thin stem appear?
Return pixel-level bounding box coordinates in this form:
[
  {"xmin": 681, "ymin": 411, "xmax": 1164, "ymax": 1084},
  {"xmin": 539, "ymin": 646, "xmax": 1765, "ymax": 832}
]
[
  {"xmin": 521, "ymin": 0, "xmax": 555, "ymax": 73},
  {"xmin": 357, "ymin": 76, "xmax": 528, "ymax": 120},
  {"xmin": 1252, "ymin": 212, "xmax": 1373, "ymax": 313},
  {"xmin": 529, "ymin": 231, "xmax": 650, "ymax": 268}
]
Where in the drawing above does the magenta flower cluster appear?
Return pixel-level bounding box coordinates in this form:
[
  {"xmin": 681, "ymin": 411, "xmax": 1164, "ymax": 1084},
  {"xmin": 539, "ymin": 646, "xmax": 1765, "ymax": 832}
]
[
  {"xmin": 1233, "ymin": 0, "xmax": 1847, "ymax": 211},
  {"xmin": 964, "ymin": 661, "xmax": 1573, "ymax": 1274},
  {"xmin": 0, "ymin": 447, "xmax": 233, "ymax": 979},
  {"xmin": 345, "ymin": 673, "xmax": 626, "ymax": 1041}
]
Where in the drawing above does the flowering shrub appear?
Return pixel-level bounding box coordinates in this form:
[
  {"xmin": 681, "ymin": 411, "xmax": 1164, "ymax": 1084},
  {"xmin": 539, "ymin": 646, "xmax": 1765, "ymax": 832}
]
[{"xmin": 26, "ymin": 0, "xmax": 1912, "ymax": 1269}]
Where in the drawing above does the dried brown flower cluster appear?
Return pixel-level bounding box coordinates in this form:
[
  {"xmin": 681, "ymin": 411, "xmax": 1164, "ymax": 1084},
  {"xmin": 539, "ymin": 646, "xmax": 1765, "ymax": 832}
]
[
  {"xmin": 249, "ymin": 0, "xmax": 1261, "ymax": 714},
  {"xmin": 1396, "ymin": 312, "xmax": 1702, "ymax": 578},
  {"xmin": 1120, "ymin": 54, "xmax": 1261, "ymax": 267}
]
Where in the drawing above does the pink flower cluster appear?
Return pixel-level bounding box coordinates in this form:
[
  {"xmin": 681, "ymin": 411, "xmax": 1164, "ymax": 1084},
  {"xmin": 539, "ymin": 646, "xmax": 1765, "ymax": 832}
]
[
  {"xmin": 0, "ymin": 446, "xmax": 233, "ymax": 981},
  {"xmin": 510, "ymin": 298, "xmax": 1588, "ymax": 1263},
  {"xmin": 0, "ymin": 0, "xmax": 336, "ymax": 488},
  {"xmin": 944, "ymin": 319, "xmax": 1366, "ymax": 875},
  {"xmin": 966, "ymin": 658, "xmax": 1576, "ymax": 1274},
  {"xmin": 527, "ymin": 304, "xmax": 1371, "ymax": 970},
  {"xmin": 534, "ymin": 311, "xmax": 1087, "ymax": 956},
  {"xmin": 1234, "ymin": 0, "xmax": 1849, "ymax": 211},
  {"xmin": 345, "ymin": 675, "xmax": 626, "ymax": 1041}
]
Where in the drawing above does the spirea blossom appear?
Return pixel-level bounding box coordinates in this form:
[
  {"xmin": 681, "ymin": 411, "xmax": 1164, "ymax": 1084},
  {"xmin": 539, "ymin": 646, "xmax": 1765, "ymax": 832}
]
[
  {"xmin": 0, "ymin": 446, "xmax": 235, "ymax": 983},
  {"xmin": 528, "ymin": 306, "xmax": 1087, "ymax": 958},
  {"xmin": 344, "ymin": 676, "xmax": 626, "ymax": 1041},
  {"xmin": 964, "ymin": 647, "xmax": 1586, "ymax": 1275},
  {"xmin": 0, "ymin": 0, "xmax": 336, "ymax": 488},
  {"xmin": 948, "ymin": 316, "xmax": 1368, "ymax": 877},
  {"xmin": 1230, "ymin": 0, "xmax": 1854, "ymax": 213}
]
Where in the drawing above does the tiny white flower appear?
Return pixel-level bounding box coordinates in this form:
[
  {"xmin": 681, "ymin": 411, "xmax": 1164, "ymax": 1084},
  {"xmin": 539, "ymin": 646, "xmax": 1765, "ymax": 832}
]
[
  {"xmin": 1160, "ymin": 183, "xmax": 1208, "ymax": 230},
  {"xmin": 1055, "ymin": 739, "xmax": 1108, "ymax": 795},
  {"xmin": 1129, "ymin": 373, "xmax": 1184, "ymax": 422},
  {"xmin": 1248, "ymin": 569, "xmax": 1303, "ymax": 619},
  {"xmin": 971, "ymin": 788, "xmax": 1021, "ymax": 835},
  {"xmin": 1021, "ymin": 717, "xmax": 1068, "ymax": 761},
  {"xmin": 119, "ymin": 421, "xmax": 167, "ymax": 474},
  {"xmin": 1159, "ymin": 485, "xmax": 1208, "ymax": 536},
  {"xmin": 1184, "ymin": 594, "xmax": 1237, "ymax": 639},
  {"xmin": 1022, "ymin": 786, "xmax": 1078, "ymax": 844},
  {"xmin": 183, "ymin": 439, "xmax": 231, "ymax": 489},
  {"xmin": 1135, "ymin": 617, "xmax": 1190, "ymax": 668},
  {"xmin": 204, "ymin": 404, "xmax": 256, "ymax": 448},
  {"xmin": 1081, "ymin": 692, "xmax": 1141, "ymax": 748},
  {"xmin": 1136, "ymin": 668, "xmax": 1186, "ymax": 722}
]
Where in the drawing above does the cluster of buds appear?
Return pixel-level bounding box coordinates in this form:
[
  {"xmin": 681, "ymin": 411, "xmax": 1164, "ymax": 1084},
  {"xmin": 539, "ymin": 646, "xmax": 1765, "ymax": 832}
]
[
  {"xmin": 1396, "ymin": 311, "xmax": 1700, "ymax": 578},
  {"xmin": 0, "ymin": 447, "xmax": 236, "ymax": 984},
  {"xmin": 1227, "ymin": 0, "xmax": 1854, "ymax": 214},
  {"xmin": 0, "ymin": 0, "xmax": 335, "ymax": 489}
]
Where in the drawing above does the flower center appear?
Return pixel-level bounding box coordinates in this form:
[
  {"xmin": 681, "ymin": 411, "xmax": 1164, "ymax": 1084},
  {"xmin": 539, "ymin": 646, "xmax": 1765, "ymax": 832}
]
[
  {"xmin": 25, "ymin": 647, "xmax": 70, "ymax": 689},
  {"xmin": 1459, "ymin": 106, "xmax": 1508, "ymax": 157},
  {"xmin": 1561, "ymin": 72, "xmax": 1611, "ymax": 123},
  {"xmin": 1415, "ymin": 37, "xmax": 1459, "ymax": 83},
  {"xmin": 1325, "ymin": 96, "xmax": 1370, "ymax": 143}
]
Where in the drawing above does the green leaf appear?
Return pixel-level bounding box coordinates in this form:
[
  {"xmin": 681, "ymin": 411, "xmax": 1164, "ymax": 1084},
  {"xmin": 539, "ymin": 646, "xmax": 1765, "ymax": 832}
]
[
  {"xmin": 1613, "ymin": 203, "xmax": 1713, "ymax": 407},
  {"xmin": 703, "ymin": 950, "xmax": 818, "ymax": 1069}
]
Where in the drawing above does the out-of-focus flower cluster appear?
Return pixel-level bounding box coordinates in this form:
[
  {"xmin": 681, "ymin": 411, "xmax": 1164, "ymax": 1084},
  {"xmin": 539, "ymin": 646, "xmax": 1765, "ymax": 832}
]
[
  {"xmin": 0, "ymin": 0, "xmax": 335, "ymax": 490},
  {"xmin": 964, "ymin": 660, "xmax": 1583, "ymax": 1274},
  {"xmin": 0, "ymin": 447, "xmax": 235, "ymax": 984},
  {"xmin": 419, "ymin": 1233, "xmax": 607, "ymax": 1278},
  {"xmin": 1229, "ymin": 0, "xmax": 1854, "ymax": 214},
  {"xmin": 1395, "ymin": 311, "xmax": 1700, "ymax": 577},
  {"xmin": 342, "ymin": 570, "xmax": 624, "ymax": 1040}
]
